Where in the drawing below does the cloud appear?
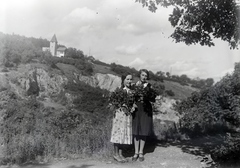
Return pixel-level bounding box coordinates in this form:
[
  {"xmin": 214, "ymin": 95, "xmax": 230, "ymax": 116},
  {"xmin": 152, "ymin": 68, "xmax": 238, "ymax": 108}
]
[
  {"xmin": 128, "ymin": 58, "xmax": 209, "ymax": 79},
  {"xmin": 169, "ymin": 61, "xmax": 194, "ymax": 73},
  {"xmin": 2, "ymin": 0, "xmax": 238, "ymax": 82},
  {"xmin": 63, "ymin": 7, "xmax": 98, "ymax": 24},
  {"xmin": 117, "ymin": 23, "xmax": 142, "ymax": 35},
  {"xmin": 129, "ymin": 58, "xmax": 145, "ymax": 69},
  {"xmin": 211, "ymin": 68, "xmax": 234, "ymax": 83},
  {"xmin": 117, "ymin": 16, "xmax": 163, "ymax": 35},
  {"xmin": 115, "ymin": 44, "xmax": 143, "ymax": 55},
  {"xmin": 169, "ymin": 61, "xmax": 206, "ymax": 78},
  {"xmin": 116, "ymin": 5, "xmax": 172, "ymax": 35}
]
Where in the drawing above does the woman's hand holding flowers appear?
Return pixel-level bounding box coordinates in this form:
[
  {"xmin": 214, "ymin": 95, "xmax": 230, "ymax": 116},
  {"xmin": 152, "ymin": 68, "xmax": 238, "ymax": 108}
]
[{"xmin": 130, "ymin": 103, "xmax": 137, "ymax": 113}]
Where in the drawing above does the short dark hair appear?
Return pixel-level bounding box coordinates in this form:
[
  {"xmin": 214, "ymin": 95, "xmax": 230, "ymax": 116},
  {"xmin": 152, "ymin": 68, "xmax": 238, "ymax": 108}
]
[{"xmin": 139, "ymin": 69, "xmax": 150, "ymax": 80}]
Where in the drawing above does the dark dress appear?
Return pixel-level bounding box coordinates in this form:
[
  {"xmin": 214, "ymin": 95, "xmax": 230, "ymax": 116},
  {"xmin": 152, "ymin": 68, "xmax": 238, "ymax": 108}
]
[{"xmin": 132, "ymin": 82, "xmax": 155, "ymax": 136}]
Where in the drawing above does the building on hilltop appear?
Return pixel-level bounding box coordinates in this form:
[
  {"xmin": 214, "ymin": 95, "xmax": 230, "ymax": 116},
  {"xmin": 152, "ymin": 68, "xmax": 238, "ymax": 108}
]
[{"xmin": 42, "ymin": 34, "xmax": 66, "ymax": 57}]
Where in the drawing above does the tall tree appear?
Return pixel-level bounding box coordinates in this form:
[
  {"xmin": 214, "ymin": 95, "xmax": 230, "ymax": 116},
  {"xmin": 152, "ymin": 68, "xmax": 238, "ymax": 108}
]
[
  {"xmin": 156, "ymin": 70, "xmax": 165, "ymax": 77},
  {"xmin": 205, "ymin": 78, "xmax": 214, "ymax": 87},
  {"xmin": 136, "ymin": 0, "xmax": 240, "ymax": 49},
  {"xmin": 65, "ymin": 47, "xmax": 84, "ymax": 59}
]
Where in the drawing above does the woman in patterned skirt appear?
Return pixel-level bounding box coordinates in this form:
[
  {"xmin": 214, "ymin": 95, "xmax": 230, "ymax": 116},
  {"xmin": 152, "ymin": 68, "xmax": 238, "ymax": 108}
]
[{"xmin": 110, "ymin": 74, "xmax": 135, "ymax": 163}]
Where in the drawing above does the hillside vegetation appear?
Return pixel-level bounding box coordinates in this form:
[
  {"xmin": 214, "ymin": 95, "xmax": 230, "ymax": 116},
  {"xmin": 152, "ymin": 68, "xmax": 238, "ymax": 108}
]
[
  {"xmin": 3, "ymin": 32, "xmax": 237, "ymax": 167},
  {"xmin": 175, "ymin": 62, "xmax": 240, "ymax": 167}
]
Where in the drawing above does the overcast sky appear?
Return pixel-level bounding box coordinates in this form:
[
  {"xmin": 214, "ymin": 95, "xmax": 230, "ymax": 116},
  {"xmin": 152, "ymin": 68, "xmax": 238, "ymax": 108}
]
[{"xmin": 1, "ymin": 0, "xmax": 239, "ymax": 81}]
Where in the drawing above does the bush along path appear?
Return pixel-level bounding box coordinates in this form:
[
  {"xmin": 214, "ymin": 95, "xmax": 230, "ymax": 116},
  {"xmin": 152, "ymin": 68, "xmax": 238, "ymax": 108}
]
[{"xmin": 0, "ymin": 135, "xmax": 224, "ymax": 168}]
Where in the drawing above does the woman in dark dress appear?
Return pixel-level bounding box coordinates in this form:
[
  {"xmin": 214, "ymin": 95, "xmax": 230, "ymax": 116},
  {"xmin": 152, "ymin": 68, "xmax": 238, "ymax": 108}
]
[{"xmin": 132, "ymin": 69, "xmax": 155, "ymax": 162}]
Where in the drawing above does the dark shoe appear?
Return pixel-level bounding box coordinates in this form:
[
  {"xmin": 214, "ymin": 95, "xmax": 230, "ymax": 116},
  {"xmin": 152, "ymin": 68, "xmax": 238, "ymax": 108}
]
[
  {"xmin": 139, "ymin": 153, "xmax": 144, "ymax": 162},
  {"xmin": 132, "ymin": 153, "xmax": 139, "ymax": 161}
]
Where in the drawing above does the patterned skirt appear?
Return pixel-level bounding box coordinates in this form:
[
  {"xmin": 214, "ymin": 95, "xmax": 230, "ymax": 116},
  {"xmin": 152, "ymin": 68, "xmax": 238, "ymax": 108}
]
[{"xmin": 110, "ymin": 108, "xmax": 132, "ymax": 144}]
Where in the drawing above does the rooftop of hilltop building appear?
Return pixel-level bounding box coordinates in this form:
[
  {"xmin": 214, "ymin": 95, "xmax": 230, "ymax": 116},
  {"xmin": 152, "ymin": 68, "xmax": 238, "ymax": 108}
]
[{"xmin": 50, "ymin": 34, "xmax": 57, "ymax": 42}]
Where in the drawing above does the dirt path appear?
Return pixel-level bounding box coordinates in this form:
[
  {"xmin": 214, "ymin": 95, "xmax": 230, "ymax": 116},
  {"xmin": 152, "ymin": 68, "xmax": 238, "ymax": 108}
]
[{"xmin": 0, "ymin": 138, "xmax": 216, "ymax": 168}]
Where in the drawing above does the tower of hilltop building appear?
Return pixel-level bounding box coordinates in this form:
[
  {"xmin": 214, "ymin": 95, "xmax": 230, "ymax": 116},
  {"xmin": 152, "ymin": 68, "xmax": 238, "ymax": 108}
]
[{"xmin": 50, "ymin": 34, "xmax": 58, "ymax": 56}]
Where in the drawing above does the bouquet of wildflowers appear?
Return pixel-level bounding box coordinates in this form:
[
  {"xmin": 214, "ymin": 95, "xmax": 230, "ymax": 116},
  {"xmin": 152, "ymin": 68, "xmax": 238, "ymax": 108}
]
[
  {"xmin": 132, "ymin": 82, "xmax": 157, "ymax": 102},
  {"xmin": 108, "ymin": 87, "xmax": 135, "ymax": 115}
]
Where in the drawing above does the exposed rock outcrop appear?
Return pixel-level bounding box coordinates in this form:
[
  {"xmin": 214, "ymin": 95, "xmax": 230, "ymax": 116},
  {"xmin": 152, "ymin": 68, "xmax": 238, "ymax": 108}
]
[
  {"xmin": 76, "ymin": 73, "xmax": 121, "ymax": 91},
  {"xmin": 3, "ymin": 64, "xmax": 121, "ymax": 102},
  {"xmin": 94, "ymin": 73, "xmax": 121, "ymax": 91},
  {"xmin": 10, "ymin": 65, "xmax": 68, "ymax": 98},
  {"xmin": 0, "ymin": 72, "xmax": 9, "ymax": 89}
]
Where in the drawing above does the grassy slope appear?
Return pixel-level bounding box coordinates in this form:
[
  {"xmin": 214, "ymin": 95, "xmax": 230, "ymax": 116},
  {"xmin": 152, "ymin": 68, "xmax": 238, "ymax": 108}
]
[
  {"xmin": 92, "ymin": 63, "xmax": 117, "ymax": 75},
  {"xmin": 163, "ymin": 80, "xmax": 198, "ymax": 100},
  {"xmin": 1, "ymin": 62, "xmax": 198, "ymax": 105},
  {"xmin": 30, "ymin": 61, "xmax": 198, "ymax": 101},
  {"xmin": 92, "ymin": 63, "xmax": 199, "ymax": 100}
]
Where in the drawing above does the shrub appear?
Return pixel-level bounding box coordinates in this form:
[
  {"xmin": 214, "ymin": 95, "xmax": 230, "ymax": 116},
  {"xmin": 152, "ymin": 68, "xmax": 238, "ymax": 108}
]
[
  {"xmin": 40, "ymin": 55, "xmax": 93, "ymax": 76},
  {"xmin": 175, "ymin": 62, "xmax": 240, "ymax": 166},
  {"xmin": 1, "ymin": 68, "xmax": 9, "ymax": 72},
  {"xmin": 27, "ymin": 70, "xmax": 40, "ymax": 96},
  {"xmin": 0, "ymin": 97, "xmax": 113, "ymax": 164},
  {"xmin": 165, "ymin": 89, "xmax": 175, "ymax": 97},
  {"xmin": 4, "ymin": 61, "xmax": 14, "ymax": 68},
  {"xmin": 65, "ymin": 81, "xmax": 109, "ymax": 113},
  {"xmin": 211, "ymin": 134, "xmax": 240, "ymax": 167},
  {"xmin": 0, "ymin": 87, "xmax": 7, "ymax": 92},
  {"xmin": 151, "ymin": 82, "xmax": 165, "ymax": 95},
  {"xmin": 110, "ymin": 63, "xmax": 138, "ymax": 76}
]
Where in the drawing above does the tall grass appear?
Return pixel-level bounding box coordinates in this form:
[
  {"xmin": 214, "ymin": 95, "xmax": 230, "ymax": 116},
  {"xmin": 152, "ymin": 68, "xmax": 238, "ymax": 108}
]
[
  {"xmin": 0, "ymin": 97, "xmax": 113, "ymax": 164},
  {"xmin": 0, "ymin": 91, "xmax": 184, "ymax": 165}
]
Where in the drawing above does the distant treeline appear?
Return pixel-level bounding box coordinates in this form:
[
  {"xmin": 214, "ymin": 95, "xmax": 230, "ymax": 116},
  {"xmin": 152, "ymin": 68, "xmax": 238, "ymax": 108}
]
[
  {"xmin": 0, "ymin": 32, "xmax": 214, "ymax": 89},
  {"xmin": 157, "ymin": 72, "xmax": 214, "ymax": 89},
  {"xmin": 92, "ymin": 59, "xmax": 214, "ymax": 89},
  {"xmin": 0, "ymin": 32, "xmax": 93, "ymax": 75},
  {"xmin": 0, "ymin": 32, "xmax": 49, "ymax": 66}
]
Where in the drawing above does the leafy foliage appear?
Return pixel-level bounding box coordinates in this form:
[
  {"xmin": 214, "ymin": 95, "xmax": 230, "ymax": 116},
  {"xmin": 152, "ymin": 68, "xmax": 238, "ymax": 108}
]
[
  {"xmin": 108, "ymin": 87, "xmax": 135, "ymax": 113},
  {"xmin": 110, "ymin": 62, "xmax": 139, "ymax": 76},
  {"xmin": 40, "ymin": 55, "xmax": 93, "ymax": 75},
  {"xmin": 136, "ymin": 0, "xmax": 240, "ymax": 48},
  {"xmin": 0, "ymin": 32, "xmax": 93, "ymax": 75},
  {"xmin": 165, "ymin": 89, "xmax": 175, "ymax": 96},
  {"xmin": 91, "ymin": 59, "xmax": 111, "ymax": 67},
  {"xmin": 133, "ymin": 83, "xmax": 157, "ymax": 102},
  {"xmin": 175, "ymin": 62, "xmax": 240, "ymax": 165},
  {"xmin": 211, "ymin": 134, "xmax": 240, "ymax": 167},
  {"xmin": 65, "ymin": 81, "xmax": 109, "ymax": 113},
  {"xmin": 0, "ymin": 94, "xmax": 112, "ymax": 164},
  {"xmin": 151, "ymin": 82, "xmax": 165, "ymax": 95},
  {"xmin": 64, "ymin": 47, "xmax": 84, "ymax": 59},
  {"xmin": 0, "ymin": 32, "xmax": 48, "ymax": 66},
  {"xmin": 110, "ymin": 62, "xmax": 163, "ymax": 81}
]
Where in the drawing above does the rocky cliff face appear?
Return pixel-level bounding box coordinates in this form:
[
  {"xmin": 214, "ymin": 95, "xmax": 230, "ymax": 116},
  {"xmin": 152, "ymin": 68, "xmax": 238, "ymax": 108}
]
[
  {"xmin": 0, "ymin": 63, "xmax": 178, "ymax": 124},
  {"xmin": 0, "ymin": 73, "xmax": 8, "ymax": 89},
  {"xmin": 1, "ymin": 64, "xmax": 121, "ymax": 102},
  {"xmin": 4, "ymin": 65, "xmax": 67, "ymax": 99},
  {"xmin": 94, "ymin": 73, "xmax": 121, "ymax": 91},
  {"xmin": 75, "ymin": 73, "xmax": 121, "ymax": 91}
]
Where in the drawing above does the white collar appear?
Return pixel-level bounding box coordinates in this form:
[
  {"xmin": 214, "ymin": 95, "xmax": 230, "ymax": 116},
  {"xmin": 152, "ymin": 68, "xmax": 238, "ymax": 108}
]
[
  {"xmin": 137, "ymin": 81, "xmax": 148, "ymax": 88},
  {"xmin": 123, "ymin": 86, "xmax": 130, "ymax": 92}
]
